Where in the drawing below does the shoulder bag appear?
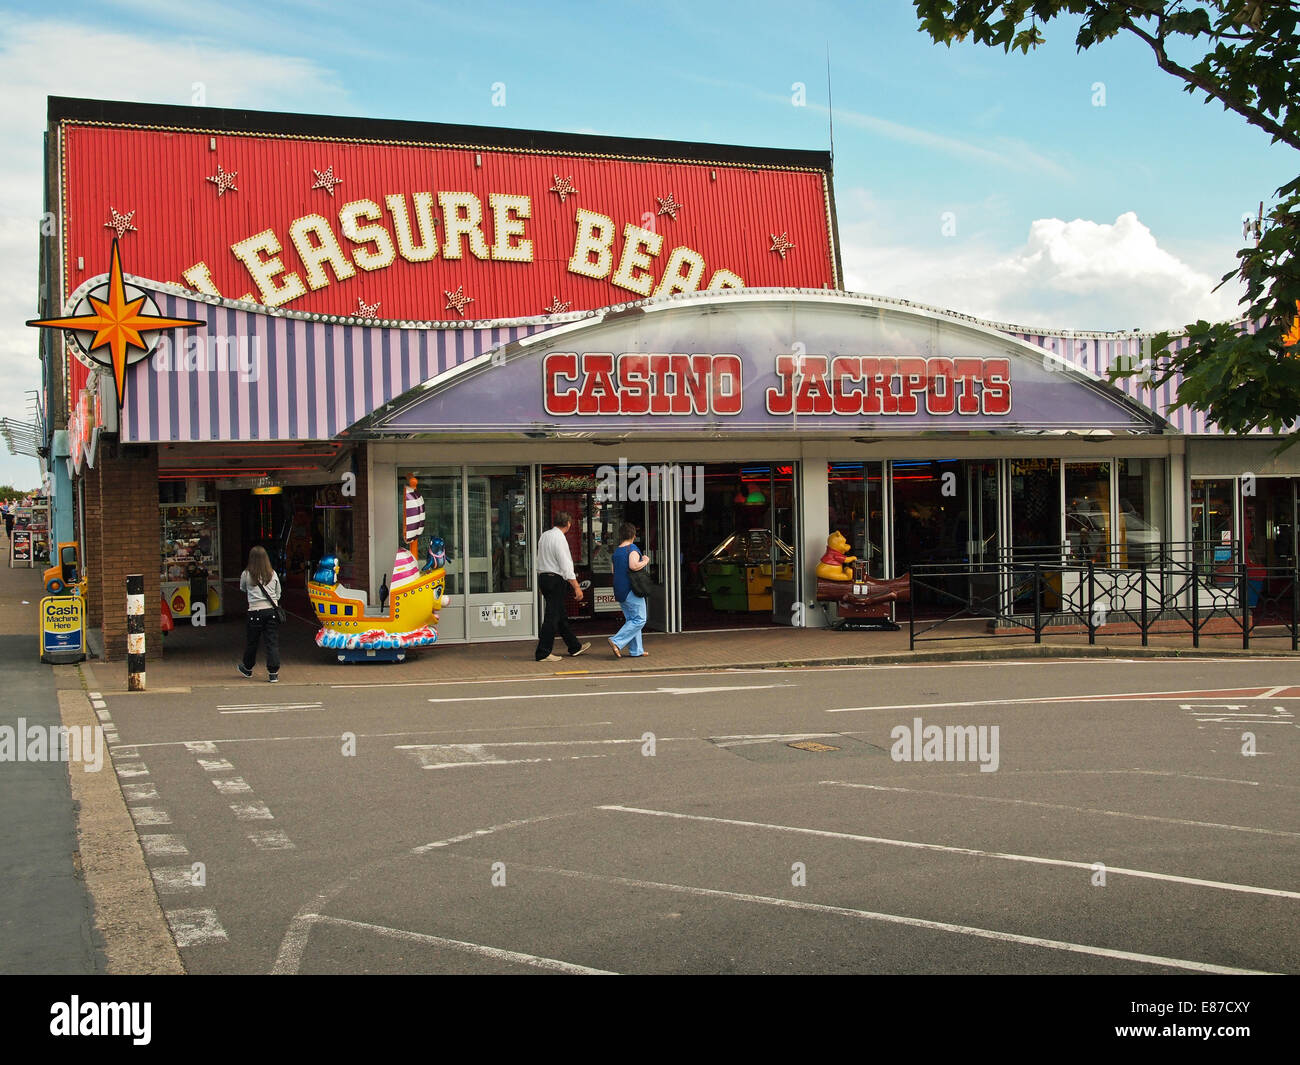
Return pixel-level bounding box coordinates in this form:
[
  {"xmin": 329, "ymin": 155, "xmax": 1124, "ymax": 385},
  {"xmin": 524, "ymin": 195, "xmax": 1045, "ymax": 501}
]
[
  {"xmin": 255, "ymin": 579, "xmax": 287, "ymax": 623},
  {"xmin": 627, "ymin": 556, "xmax": 652, "ymax": 599}
]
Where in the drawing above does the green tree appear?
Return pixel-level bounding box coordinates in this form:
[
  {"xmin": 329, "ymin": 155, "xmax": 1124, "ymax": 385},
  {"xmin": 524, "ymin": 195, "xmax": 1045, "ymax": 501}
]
[{"xmin": 914, "ymin": 1, "xmax": 1300, "ymax": 439}]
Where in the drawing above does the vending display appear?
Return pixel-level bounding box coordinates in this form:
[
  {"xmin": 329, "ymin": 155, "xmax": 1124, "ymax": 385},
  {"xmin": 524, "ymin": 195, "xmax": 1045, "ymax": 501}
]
[{"xmin": 160, "ymin": 502, "xmax": 223, "ymax": 617}]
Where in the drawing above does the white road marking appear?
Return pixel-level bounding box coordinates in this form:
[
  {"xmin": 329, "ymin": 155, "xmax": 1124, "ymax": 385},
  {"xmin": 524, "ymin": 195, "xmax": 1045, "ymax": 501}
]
[
  {"xmin": 412, "ymin": 815, "xmax": 568, "ymax": 855},
  {"xmin": 829, "ymin": 689, "xmax": 1300, "ymax": 713},
  {"xmin": 513, "ymin": 862, "xmax": 1273, "ymax": 975},
  {"xmin": 112, "ymin": 746, "xmax": 139, "ymax": 759},
  {"xmin": 150, "ymin": 866, "xmax": 201, "ymax": 893},
  {"xmin": 94, "ymin": 708, "xmax": 111, "ymax": 722},
  {"xmin": 599, "ymin": 805, "xmax": 1300, "ymax": 901},
  {"xmin": 422, "ymin": 754, "xmax": 613, "ymax": 771},
  {"xmin": 184, "ymin": 741, "xmax": 219, "ymax": 754},
  {"xmin": 115, "ymin": 761, "xmax": 149, "ymax": 778},
  {"xmin": 166, "ymin": 908, "xmax": 228, "ymax": 948},
  {"xmin": 819, "ymin": 781, "xmax": 1300, "ymax": 839},
  {"xmin": 248, "ymin": 829, "xmax": 295, "ymax": 851},
  {"xmin": 125, "ymin": 721, "xmax": 618, "ymax": 750},
  {"xmin": 218, "ymin": 703, "xmax": 322, "ymax": 715},
  {"xmin": 87, "ymin": 691, "xmax": 101, "ymax": 699},
  {"xmin": 395, "ymin": 738, "xmax": 656, "ymax": 750},
  {"xmin": 212, "ymin": 777, "xmax": 252, "ymax": 794},
  {"xmin": 129, "ymin": 807, "xmax": 173, "ymax": 827},
  {"xmin": 102, "ymin": 731, "xmax": 120, "ymax": 745},
  {"xmin": 120, "ymin": 782, "xmax": 159, "ymax": 803},
  {"xmin": 139, "ymin": 834, "xmax": 189, "ymax": 857},
  {"xmin": 230, "ymin": 802, "xmax": 274, "ymax": 821},
  {"xmin": 292, "ymin": 914, "xmax": 615, "ymax": 974},
  {"xmin": 196, "ymin": 758, "xmax": 235, "ymax": 772},
  {"xmin": 426, "ymin": 684, "xmax": 788, "ymax": 704},
  {"xmin": 91, "ymin": 700, "xmax": 107, "ymax": 710}
]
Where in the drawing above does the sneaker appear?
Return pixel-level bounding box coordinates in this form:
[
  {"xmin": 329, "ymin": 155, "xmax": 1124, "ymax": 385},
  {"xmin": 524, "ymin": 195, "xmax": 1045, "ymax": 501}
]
[
  {"xmin": 570, "ymin": 642, "xmax": 591, "ymax": 657},
  {"xmin": 237, "ymin": 663, "xmax": 252, "ymax": 679},
  {"xmin": 268, "ymin": 673, "xmax": 279, "ymax": 683}
]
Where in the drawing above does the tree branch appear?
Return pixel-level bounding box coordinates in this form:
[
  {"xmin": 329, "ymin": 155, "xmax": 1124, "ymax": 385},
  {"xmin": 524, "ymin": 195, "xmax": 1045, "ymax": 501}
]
[{"xmin": 1123, "ymin": 15, "xmax": 1300, "ymax": 151}]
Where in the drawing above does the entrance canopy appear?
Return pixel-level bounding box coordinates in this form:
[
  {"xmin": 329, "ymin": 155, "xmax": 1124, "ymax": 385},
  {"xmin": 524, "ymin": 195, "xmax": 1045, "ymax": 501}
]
[{"xmin": 357, "ymin": 291, "xmax": 1167, "ymax": 438}]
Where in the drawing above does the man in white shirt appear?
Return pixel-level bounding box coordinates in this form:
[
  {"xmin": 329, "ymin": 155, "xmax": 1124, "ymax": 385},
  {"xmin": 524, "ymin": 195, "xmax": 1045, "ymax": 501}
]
[{"xmin": 535, "ymin": 511, "xmax": 590, "ymax": 662}]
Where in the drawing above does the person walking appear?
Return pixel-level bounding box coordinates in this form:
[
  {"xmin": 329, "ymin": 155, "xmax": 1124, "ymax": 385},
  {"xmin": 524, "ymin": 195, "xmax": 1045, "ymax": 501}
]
[
  {"xmin": 2, "ymin": 501, "xmax": 12, "ymax": 539},
  {"xmin": 237, "ymin": 545, "xmax": 283, "ymax": 682},
  {"xmin": 608, "ymin": 523, "xmax": 651, "ymax": 658},
  {"xmin": 534, "ymin": 511, "xmax": 590, "ymax": 662}
]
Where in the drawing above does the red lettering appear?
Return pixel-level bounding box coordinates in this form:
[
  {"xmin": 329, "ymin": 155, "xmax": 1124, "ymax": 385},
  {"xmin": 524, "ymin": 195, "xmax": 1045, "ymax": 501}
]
[
  {"xmin": 831, "ymin": 356, "xmax": 863, "ymax": 415},
  {"xmin": 576, "ymin": 353, "xmax": 618, "ymax": 415},
  {"xmin": 669, "ymin": 354, "xmax": 711, "ymax": 415},
  {"xmin": 895, "ymin": 357, "xmax": 927, "ymax": 415},
  {"xmin": 711, "ymin": 354, "xmax": 743, "ymax": 415},
  {"xmin": 925, "ymin": 358, "xmax": 955, "ymax": 415},
  {"xmin": 766, "ymin": 355, "xmax": 797, "ymax": 415},
  {"xmin": 953, "ymin": 358, "xmax": 984, "ymax": 415},
  {"xmin": 794, "ymin": 355, "xmax": 833, "ymax": 414},
  {"xmin": 617, "ymin": 355, "xmax": 651, "ymax": 415},
  {"xmin": 982, "ymin": 357, "xmax": 1011, "ymax": 415},
  {"xmin": 544, "ymin": 352, "xmax": 579, "ymax": 415}
]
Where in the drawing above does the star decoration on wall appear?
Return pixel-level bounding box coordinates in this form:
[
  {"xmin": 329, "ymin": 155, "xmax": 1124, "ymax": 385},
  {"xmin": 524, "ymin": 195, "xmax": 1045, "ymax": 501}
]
[
  {"xmin": 356, "ymin": 298, "xmax": 381, "ymax": 321},
  {"xmin": 656, "ymin": 194, "xmax": 682, "ymax": 220},
  {"xmin": 26, "ymin": 240, "xmax": 204, "ymax": 410},
  {"xmin": 769, "ymin": 232, "xmax": 796, "ymax": 259},
  {"xmin": 206, "ymin": 164, "xmax": 238, "ymax": 197},
  {"xmin": 104, "ymin": 207, "xmax": 137, "ymax": 239},
  {"xmin": 550, "ymin": 175, "xmax": 579, "ymax": 203},
  {"xmin": 444, "ymin": 286, "xmax": 475, "ymax": 317},
  {"xmin": 312, "ymin": 166, "xmax": 344, "ymax": 196},
  {"xmin": 544, "ymin": 297, "xmax": 571, "ymax": 316}
]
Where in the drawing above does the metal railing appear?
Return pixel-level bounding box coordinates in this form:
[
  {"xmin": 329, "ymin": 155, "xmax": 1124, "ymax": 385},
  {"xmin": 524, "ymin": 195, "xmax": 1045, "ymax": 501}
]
[{"xmin": 906, "ymin": 541, "xmax": 1299, "ymax": 651}]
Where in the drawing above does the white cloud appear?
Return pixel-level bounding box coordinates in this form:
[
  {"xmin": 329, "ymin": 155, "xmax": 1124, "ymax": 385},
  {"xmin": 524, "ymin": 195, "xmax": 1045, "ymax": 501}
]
[
  {"xmin": 841, "ymin": 210, "xmax": 1247, "ymax": 331},
  {"xmin": 0, "ymin": 17, "xmax": 348, "ymax": 487}
]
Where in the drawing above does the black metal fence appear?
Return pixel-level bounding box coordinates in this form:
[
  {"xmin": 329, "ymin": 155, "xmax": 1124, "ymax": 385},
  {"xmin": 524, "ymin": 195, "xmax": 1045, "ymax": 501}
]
[{"xmin": 907, "ymin": 541, "xmax": 1299, "ymax": 651}]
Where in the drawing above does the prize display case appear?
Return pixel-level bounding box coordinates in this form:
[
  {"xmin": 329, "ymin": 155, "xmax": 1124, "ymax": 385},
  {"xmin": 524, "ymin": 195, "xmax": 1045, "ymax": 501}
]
[{"xmin": 160, "ymin": 502, "xmax": 223, "ymax": 617}]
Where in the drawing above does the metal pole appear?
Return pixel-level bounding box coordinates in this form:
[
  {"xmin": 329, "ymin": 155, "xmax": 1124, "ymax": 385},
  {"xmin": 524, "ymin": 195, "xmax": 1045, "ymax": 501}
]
[
  {"xmin": 1191, "ymin": 559, "xmax": 1200, "ymax": 649},
  {"xmin": 126, "ymin": 574, "xmax": 146, "ymax": 691},
  {"xmin": 1293, "ymin": 560, "xmax": 1299, "ymax": 653},
  {"xmin": 1139, "ymin": 560, "xmax": 1149, "ymax": 647},
  {"xmin": 1240, "ymin": 564, "xmax": 1250, "ymax": 650},
  {"xmin": 908, "ymin": 569, "xmax": 915, "ymax": 651},
  {"xmin": 1032, "ymin": 563, "xmax": 1042, "ymax": 644},
  {"xmin": 1086, "ymin": 560, "xmax": 1095, "ymax": 646}
]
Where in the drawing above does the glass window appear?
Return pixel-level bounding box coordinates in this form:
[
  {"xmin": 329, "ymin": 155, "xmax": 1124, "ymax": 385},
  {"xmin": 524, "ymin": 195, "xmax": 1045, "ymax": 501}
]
[
  {"xmin": 1191, "ymin": 478, "xmax": 1235, "ymax": 567},
  {"xmin": 1065, "ymin": 462, "xmax": 1111, "ymax": 564},
  {"xmin": 1116, "ymin": 458, "xmax": 1165, "ymax": 566},
  {"xmin": 467, "ymin": 466, "xmax": 531, "ymax": 594},
  {"xmin": 400, "ymin": 468, "xmax": 462, "ymax": 595},
  {"xmin": 828, "ymin": 462, "xmax": 884, "ymax": 577}
]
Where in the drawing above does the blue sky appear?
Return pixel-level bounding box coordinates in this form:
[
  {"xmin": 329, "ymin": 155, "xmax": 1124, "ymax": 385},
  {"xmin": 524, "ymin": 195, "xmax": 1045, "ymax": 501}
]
[{"xmin": 0, "ymin": 0, "xmax": 1294, "ymax": 488}]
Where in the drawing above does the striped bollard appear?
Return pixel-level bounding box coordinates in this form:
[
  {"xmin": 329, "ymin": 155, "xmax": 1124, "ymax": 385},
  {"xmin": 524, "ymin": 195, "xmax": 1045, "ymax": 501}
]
[{"xmin": 126, "ymin": 574, "xmax": 146, "ymax": 691}]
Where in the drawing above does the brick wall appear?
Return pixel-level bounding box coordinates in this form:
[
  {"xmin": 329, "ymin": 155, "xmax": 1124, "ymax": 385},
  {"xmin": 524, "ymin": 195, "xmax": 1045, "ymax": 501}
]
[
  {"xmin": 93, "ymin": 441, "xmax": 161, "ymax": 661},
  {"xmin": 80, "ymin": 469, "xmax": 103, "ymax": 628}
]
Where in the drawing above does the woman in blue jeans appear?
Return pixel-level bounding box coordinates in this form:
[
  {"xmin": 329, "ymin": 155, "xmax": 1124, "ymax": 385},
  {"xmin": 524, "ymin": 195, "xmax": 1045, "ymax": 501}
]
[{"xmin": 608, "ymin": 522, "xmax": 651, "ymax": 658}]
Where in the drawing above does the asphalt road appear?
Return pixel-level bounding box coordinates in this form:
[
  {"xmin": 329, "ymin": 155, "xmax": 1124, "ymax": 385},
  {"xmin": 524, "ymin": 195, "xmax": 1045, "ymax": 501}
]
[{"xmin": 92, "ymin": 657, "xmax": 1299, "ymax": 974}]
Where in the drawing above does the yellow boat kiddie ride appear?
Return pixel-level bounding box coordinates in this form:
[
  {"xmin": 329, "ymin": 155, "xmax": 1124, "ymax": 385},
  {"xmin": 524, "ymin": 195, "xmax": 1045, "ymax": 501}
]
[{"xmin": 309, "ymin": 544, "xmax": 449, "ymax": 662}]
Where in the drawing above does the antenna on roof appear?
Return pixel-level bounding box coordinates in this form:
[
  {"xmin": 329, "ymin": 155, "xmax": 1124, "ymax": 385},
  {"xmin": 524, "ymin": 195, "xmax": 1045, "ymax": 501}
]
[{"xmin": 826, "ymin": 42, "xmax": 835, "ymax": 164}]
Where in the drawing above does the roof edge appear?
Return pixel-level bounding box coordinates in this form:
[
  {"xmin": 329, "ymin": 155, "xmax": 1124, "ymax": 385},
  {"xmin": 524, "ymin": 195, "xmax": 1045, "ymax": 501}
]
[{"xmin": 46, "ymin": 96, "xmax": 832, "ymax": 172}]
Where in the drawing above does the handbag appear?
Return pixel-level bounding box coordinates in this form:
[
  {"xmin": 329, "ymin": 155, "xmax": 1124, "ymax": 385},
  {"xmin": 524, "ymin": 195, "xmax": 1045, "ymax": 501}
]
[
  {"xmin": 255, "ymin": 579, "xmax": 287, "ymax": 623},
  {"xmin": 627, "ymin": 565, "xmax": 652, "ymax": 599}
]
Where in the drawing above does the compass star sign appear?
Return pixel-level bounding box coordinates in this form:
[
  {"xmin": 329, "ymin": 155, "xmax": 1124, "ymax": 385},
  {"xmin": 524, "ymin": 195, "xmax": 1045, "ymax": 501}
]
[{"xmin": 27, "ymin": 240, "xmax": 204, "ymax": 409}]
